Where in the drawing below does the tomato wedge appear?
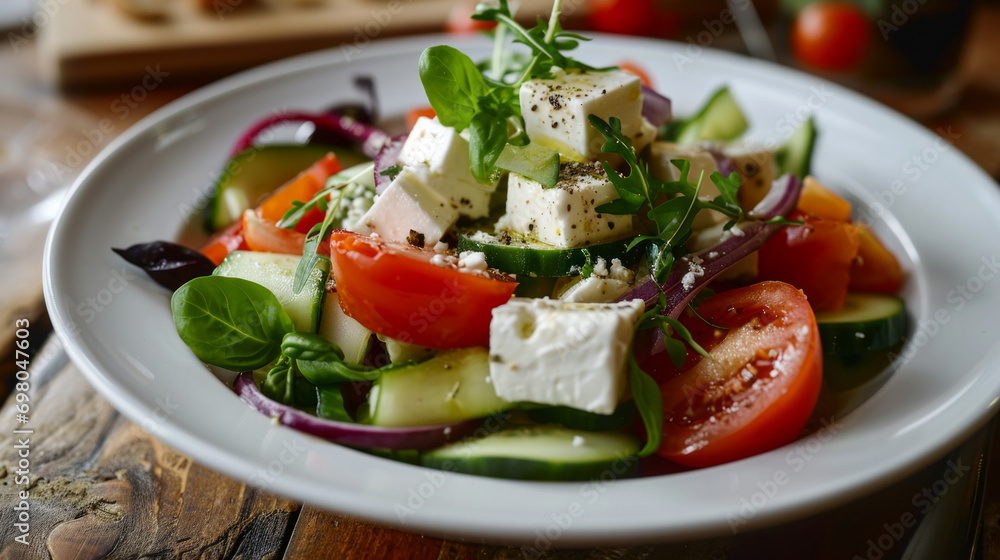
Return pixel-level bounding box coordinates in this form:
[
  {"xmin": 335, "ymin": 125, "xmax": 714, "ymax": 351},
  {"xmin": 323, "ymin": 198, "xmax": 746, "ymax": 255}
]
[
  {"xmin": 757, "ymin": 210, "xmax": 860, "ymax": 312},
  {"xmin": 242, "ymin": 209, "xmax": 326, "ymax": 256},
  {"xmin": 850, "ymin": 223, "xmax": 905, "ymax": 293},
  {"xmin": 200, "ymin": 220, "xmax": 248, "ymax": 266},
  {"xmin": 329, "ymin": 231, "xmax": 518, "ymax": 349},
  {"xmin": 258, "ymin": 153, "xmax": 342, "ymax": 234},
  {"xmin": 654, "ymin": 281, "xmax": 822, "ymax": 467}
]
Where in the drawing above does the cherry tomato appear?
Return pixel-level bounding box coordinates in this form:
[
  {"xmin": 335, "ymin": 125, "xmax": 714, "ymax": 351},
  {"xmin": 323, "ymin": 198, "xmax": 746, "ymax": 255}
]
[
  {"xmin": 587, "ymin": 0, "xmax": 660, "ymax": 37},
  {"xmin": 797, "ymin": 176, "xmax": 851, "ymax": 222},
  {"xmin": 757, "ymin": 210, "xmax": 861, "ymax": 312},
  {"xmin": 654, "ymin": 281, "xmax": 823, "ymax": 467},
  {"xmin": 791, "ymin": 2, "xmax": 872, "ymax": 72},
  {"xmin": 329, "ymin": 231, "xmax": 518, "ymax": 349},
  {"xmin": 200, "ymin": 220, "xmax": 247, "ymax": 266},
  {"xmin": 406, "ymin": 106, "xmax": 437, "ymax": 132},
  {"xmin": 850, "ymin": 224, "xmax": 905, "ymax": 293},
  {"xmin": 617, "ymin": 61, "xmax": 653, "ymax": 88},
  {"xmin": 446, "ymin": 2, "xmax": 497, "ymax": 34},
  {"xmin": 258, "ymin": 153, "xmax": 342, "ymax": 234}
]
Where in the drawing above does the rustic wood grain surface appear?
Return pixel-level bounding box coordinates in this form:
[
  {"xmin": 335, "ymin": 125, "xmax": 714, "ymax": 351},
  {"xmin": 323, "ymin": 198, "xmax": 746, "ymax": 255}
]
[{"xmin": 2, "ymin": 5, "xmax": 1000, "ymax": 559}]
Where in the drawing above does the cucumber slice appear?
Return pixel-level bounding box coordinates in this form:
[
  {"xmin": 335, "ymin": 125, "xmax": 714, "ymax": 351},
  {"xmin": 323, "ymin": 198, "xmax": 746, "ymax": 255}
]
[
  {"xmin": 496, "ymin": 142, "xmax": 560, "ymax": 188},
  {"xmin": 421, "ymin": 425, "xmax": 641, "ymax": 481},
  {"xmin": 368, "ymin": 348, "xmax": 512, "ymax": 427},
  {"xmin": 457, "ymin": 231, "xmax": 638, "ymax": 278},
  {"xmin": 775, "ymin": 116, "xmax": 816, "ymax": 179},
  {"xmin": 815, "ymin": 293, "xmax": 906, "ymax": 357},
  {"xmin": 675, "ymin": 87, "xmax": 749, "ymax": 145},
  {"xmin": 526, "ymin": 401, "xmax": 636, "ymax": 432},
  {"xmin": 318, "ymin": 291, "xmax": 372, "ymax": 366},
  {"xmin": 205, "ymin": 144, "xmax": 368, "ymax": 233},
  {"xmin": 213, "ymin": 251, "xmax": 328, "ymax": 333}
]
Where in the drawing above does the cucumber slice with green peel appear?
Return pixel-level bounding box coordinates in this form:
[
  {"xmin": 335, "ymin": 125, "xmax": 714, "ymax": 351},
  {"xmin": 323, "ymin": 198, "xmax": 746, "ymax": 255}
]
[
  {"xmin": 420, "ymin": 425, "xmax": 641, "ymax": 481},
  {"xmin": 213, "ymin": 251, "xmax": 328, "ymax": 333},
  {"xmin": 368, "ymin": 348, "xmax": 512, "ymax": 427},
  {"xmin": 496, "ymin": 142, "xmax": 560, "ymax": 187},
  {"xmin": 204, "ymin": 144, "xmax": 368, "ymax": 233},
  {"xmin": 457, "ymin": 231, "xmax": 638, "ymax": 278},
  {"xmin": 815, "ymin": 293, "xmax": 907, "ymax": 357},
  {"xmin": 318, "ymin": 291, "xmax": 372, "ymax": 366},
  {"xmin": 674, "ymin": 87, "xmax": 749, "ymax": 145},
  {"xmin": 526, "ymin": 401, "xmax": 636, "ymax": 432},
  {"xmin": 775, "ymin": 117, "xmax": 816, "ymax": 179}
]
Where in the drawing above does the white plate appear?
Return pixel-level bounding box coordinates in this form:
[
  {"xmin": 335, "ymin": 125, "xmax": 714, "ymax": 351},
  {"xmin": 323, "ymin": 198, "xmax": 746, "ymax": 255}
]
[{"xmin": 43, "ymin": 34, "xmax": 1000, "ymax": 545}]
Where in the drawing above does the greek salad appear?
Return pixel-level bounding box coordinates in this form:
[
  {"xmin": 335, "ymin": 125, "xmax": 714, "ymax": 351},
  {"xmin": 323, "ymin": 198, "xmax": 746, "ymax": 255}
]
[{"xmin": 115, "ymin": 0, "xmax": 907, "ymax": 481}]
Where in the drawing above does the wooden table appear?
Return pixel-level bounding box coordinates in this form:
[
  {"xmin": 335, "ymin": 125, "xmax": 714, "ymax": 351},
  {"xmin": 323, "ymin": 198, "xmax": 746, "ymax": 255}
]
[{"xmin": 3, "ymin": 6, "xmax": 1000, "ymax": 559}]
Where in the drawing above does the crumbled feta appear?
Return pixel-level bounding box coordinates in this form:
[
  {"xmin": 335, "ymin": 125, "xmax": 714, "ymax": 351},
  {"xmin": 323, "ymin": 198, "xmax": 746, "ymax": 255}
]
[
  {"xmin": 430, "ymin": 253, "xmax": 456, "ymax": 268},
  {"xmin": 680, "ymin": 256, "xmax": 705, "ymax": 291},
  {"xmin": 355, "ymin": 168, "xmax": 458, "ymax": 248},
  {"xmin": 457, "ymin": 251, "xmax": 489, "ymax": 274},
  {"xmin": 855, "ymin": 332, "xmax": 866, "ymax": 339},
  {"xmin": 433, "ymin": 241, "xmax": 450, "ymax": 254},
  {"xmin": 520, "ymin": 69, "xmax": 655, "ymax": 161},
  {"xmin": 398, "ymin": 117, "xmax": 497, "ymax": 219},
  {"xmin": 488, "ymin": 298, "xmax": 645, "ymax": 414},
  {"xmin": 572, "ymin": 435, "xmax": 586, "ymax": 447},
  {"xmin": 497, "ymin": 162, "xmax": 632, "ymax": 248},
  {"xmin": 560, "ymin": 257, "xmax": 635, "ymax": 303}
]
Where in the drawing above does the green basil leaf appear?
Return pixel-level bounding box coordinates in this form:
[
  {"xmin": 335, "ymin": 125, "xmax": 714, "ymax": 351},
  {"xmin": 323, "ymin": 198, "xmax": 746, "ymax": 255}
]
[
  {"xmin": 262, "ymin": 356, "xmax": 296, "ymax": 406},
  {"xmin": 316, "ymin": 385, "xmax": 353, "ymax": 422},
  {"xmin": 469, "ymin": 110, "xmax": 509, "ymax": 184},
  {"xmin": 171, "ymin": 276, "xmax": 293, "ymax": 370},
  {"xmin": 418, "ymin": 46, "xmax": 487, "ymax": 130},
  {"xmin": 283, "ymin": 332, "xmax": 384, "ymax": 385},
  {"xmin": 629, "ymin": 356, "xmax": 663, "ymax": 457}
]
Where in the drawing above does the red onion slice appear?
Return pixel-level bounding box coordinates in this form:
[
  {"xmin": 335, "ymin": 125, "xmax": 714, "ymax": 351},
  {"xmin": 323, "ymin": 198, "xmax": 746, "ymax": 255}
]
[
  {"xmin": 231, "ymin": 111, "xmax": 391, "ymax": 160},
  {"xmin": 641, "ymin": 85, "xmax": 673, "ymax": 128},
  {"xmin": 616, "ymin": 173, "xmax": 803, "ymax": 318},
  {"xmin": 373, "ymin": 134, "xmax": 407, "ymax": 193},
  {"xmin": 233, "ymin": 372, "xmax": 483, "ymax": 450}
]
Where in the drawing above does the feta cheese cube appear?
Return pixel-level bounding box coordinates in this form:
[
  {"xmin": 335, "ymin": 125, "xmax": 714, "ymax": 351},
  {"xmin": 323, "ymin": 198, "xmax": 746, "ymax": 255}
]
[
  {"xmin": 498, "ymin": 162, "xmax": 632, "ymax": 248},
  {"xmin": 724, "ymin": 144, "xmax": 777, "ymax": 210},
  {"xmin": 488, "ymin": 298, "xmax": 645, "ymax": 414},
  {"xmin": 398, "ymin": 116, "xmax": 496, "ymax": 219},
  {"xmin": 520, "ymin": 69, "xmax": 655, "ymax": 161},
  {"xmin": 648, "ymin": 141, "xmax": 725, "ymax": 229},
  {"xmin": 355, "ymin": 168, "xmax": 458, "ymax": 248}
]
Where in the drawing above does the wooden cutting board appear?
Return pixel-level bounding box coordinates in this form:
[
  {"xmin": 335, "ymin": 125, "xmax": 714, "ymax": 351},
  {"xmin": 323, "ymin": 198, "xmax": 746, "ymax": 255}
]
[{"xmin": 39, "ymin": 0, "xmax": 556, "ymax": 90}]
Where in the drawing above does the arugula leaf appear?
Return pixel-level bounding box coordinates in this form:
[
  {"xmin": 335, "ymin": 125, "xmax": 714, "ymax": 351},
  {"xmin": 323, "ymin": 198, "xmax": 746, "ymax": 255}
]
[
  {"xmin": 419, "ymin": 46, "xmax": 488, "ymax": 130},
  {"xmin": 379, "ymin": 165, "xmax": 402, "ymax": 181},
  {"xmin": 590, "ymin": 116, "xmax": 654, "ymax": 214},
  {"xmin": 629, "ymin": 356, "xmax": 663, "ymax": 457},
  {"xmin": 171, "ymin": 276, "xmax": 294, "ymax": 371}
]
